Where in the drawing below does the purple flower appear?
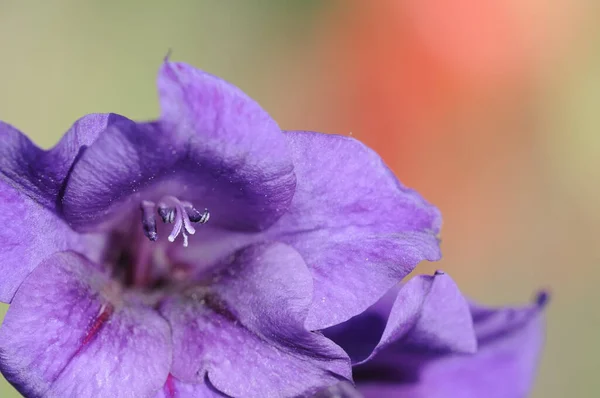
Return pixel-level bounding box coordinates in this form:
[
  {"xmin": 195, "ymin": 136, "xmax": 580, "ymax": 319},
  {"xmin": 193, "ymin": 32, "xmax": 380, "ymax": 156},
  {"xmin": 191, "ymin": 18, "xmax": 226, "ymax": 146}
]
[
  {"xmin": 0, "ymin": 60, "xmax": 441, "ymax": 397},
  {"xmin": 320, "ymin": 271, "xmax": 548, "ymax": 398}
]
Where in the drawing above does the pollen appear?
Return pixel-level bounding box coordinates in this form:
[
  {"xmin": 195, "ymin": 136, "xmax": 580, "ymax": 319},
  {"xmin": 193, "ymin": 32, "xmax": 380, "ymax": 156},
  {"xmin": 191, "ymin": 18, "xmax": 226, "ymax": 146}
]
[{"xmin": 140, "ymin": 196, "xmax": 209, "ymax": 247}]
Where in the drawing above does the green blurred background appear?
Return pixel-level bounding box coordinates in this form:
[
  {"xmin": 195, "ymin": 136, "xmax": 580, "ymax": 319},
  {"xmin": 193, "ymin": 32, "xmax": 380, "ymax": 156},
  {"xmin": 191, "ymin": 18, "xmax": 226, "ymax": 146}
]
[{"xmin": 0, "ymin": 1, "xmax": 598, "ymax": 396}]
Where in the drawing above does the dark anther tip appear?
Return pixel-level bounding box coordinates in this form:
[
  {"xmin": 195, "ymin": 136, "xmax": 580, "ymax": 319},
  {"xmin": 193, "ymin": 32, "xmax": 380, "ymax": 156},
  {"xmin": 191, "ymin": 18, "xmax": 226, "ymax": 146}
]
[
  {"xmin": 187, "ymin": 207, "xmax": 210, "ymax": 224},
  {"xmin": 158, "ymin": 207, "xmax": 169, "ymax": 219},
  {"xmin": 200, "ymin": 209, "xmax": 210, "ymax": 224},
  {"xmin": 158, "ymin": 207, "xmax": 175, "ymax": 224}
]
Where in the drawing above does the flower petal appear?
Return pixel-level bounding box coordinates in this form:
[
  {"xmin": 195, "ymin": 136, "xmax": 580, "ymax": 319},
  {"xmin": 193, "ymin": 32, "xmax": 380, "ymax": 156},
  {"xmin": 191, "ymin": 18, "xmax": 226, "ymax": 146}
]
[
  {"xmin": 158, "ymin": 61, "xmax": 296, "ymax": 231},
  {"xmin": 325, "ymin": 271, "xmax": 475, "ymax": 365},
  {"xmin": 370, "ymin": 271, "xmax": 476, "ymax": 359},
  {"xmin": 355, "ymin": 292, "xmax": 549, "ymax": 398},
  {"xmin": 63, "ymin": 62, "xmax": 296, "ymax": 232},
  {"xmin": 0, "ymin": 114, "xmax": 128, "ymax": 302},
  {"xmin": 0, "ymin": 251, "xmax": 172, "ymax": 398},
  {"xmin": 160, "ymin": 242, "xmax": 351, "ymax": 398},
  {"xmin": 268, "ymin": 131, "xmax": 442, "ymax": 329},
  {"xmin": 0, "ymin": 181, "xmax": 73, "ymax": 304}
]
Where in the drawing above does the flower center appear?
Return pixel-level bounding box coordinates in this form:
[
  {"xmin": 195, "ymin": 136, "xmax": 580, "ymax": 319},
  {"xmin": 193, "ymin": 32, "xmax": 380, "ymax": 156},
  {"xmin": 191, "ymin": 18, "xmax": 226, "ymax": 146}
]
[
  {"xmin": 140, "ymin": 195, "xmax": 210, "ymax": 248},
  {"xmin": 102, "ymin": 195, "xmax": 211, "ymax": 293}
]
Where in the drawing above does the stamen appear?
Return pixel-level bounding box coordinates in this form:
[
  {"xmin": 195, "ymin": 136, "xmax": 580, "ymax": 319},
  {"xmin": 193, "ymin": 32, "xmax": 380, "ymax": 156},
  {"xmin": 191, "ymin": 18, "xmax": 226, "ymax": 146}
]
[
  {"xmin": 142, "ymin": 196, "xmax": 210, "ymax": 246},
  {"xmin": 140, "ymin": 201, "xmax": 158, "ymax": 241},
  {"xmin": 186, "ymin": 207, "xmax": 210, "ymax": 224}
]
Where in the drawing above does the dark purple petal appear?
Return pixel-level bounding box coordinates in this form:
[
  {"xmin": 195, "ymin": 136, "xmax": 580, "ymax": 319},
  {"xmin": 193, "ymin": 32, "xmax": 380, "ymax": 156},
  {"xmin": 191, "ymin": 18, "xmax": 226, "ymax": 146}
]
[
  {"xmin": 0, "ymin": 114, "xmax": 128, "ymax": 208},
  {"xmin": 0, "ymin": 114, "xmax": 128, "ymax": 302},
  {"xmin": 325, "ymin": 272, "xmax": 475, "ymax": 365},
  {"xmin": 355, "ymin": 293, "xmax": 548, "ymax": 398},
  {"xmin": 268, "ymin": 131, "xmax": 442, "ymax": 330},
  {"xmin": 0, "ymin": 252, "xmax": 172, "ymax": 398},
  {"xmin": 160, "ymin": 243, "xmax": 351, "ymax": 398},
  {"xmin": 154, "ymin": 374, "xmax": 226, "ymax": 398},
  {"xmin": 63, "ymin": 61, "xmax": 296, "ymax": 232}
]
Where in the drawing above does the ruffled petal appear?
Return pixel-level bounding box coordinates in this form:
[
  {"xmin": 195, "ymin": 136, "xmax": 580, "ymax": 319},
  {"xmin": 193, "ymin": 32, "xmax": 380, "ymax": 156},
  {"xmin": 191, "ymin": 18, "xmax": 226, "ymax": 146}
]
[
  {"xmin": 355, "ymin": 292, "xmax": 548, "ymax": 398},
  {"xmin": 160, "ymin": 243, "xmax": 351, "ymax": 398},
  {"xmin": 0, "ymin": 252, "xmax": 172, "ymax": 398},
  {"xmin": 153, "ymin": 374, "xmax": 226, "ymax": 398},
  {"xmin": 268, "ymin": 131, "xmax": 442, "ymax": 329},
  {"xmin": 0, "ymin": 114, "xmax": 128, "ymax": 302},
  {"xmin": 325, "ymin": 271, "xmax": 475, "ymax": 365},
  {"xmin": 63, "ymin": 62, "xmax": 296, "ymax": 232}
]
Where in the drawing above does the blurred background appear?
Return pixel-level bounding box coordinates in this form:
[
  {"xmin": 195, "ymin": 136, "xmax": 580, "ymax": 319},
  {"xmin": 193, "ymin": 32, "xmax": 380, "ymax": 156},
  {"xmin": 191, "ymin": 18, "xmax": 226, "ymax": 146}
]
[{"xmin": 0, "ymin": 1, "xmax": 598, "ymax": 396}]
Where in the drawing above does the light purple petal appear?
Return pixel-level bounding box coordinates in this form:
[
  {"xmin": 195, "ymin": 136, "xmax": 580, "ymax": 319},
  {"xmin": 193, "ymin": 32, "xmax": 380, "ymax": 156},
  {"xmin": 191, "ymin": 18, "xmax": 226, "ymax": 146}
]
[
  {"xmin": 63, "ymin": 61, "xmax": 296, "ymax": 233},
  {"xmin": 160, "ymin": 242, "xmax": 351, "ymax": 398},
  {"xmin": 325, "ymin": 272, "xmax": 475, "ymax": 365},
  {"xmin": 0, "ymin": 183, "xmax": 74, "ymax": 303},
  {"xmin": 154, "ymin": 374, "xmax": 226, "ymax": 398},
  {"xmin": 0, "ymin": 251, "xmax": 172, "ymax": 398},
  {"xmin": 369, "ymin": 271, "xmax": 476, "ymax": 360},
  {"xmin": 0, "ymin": 114, "xmax": 128, "ymax": 302},
  {"xmin": 268, "ymin": 131, "xmax": 442, "ymax": 330},
  {"xmin": 356, "ymin": 293, "xmax": 549, "ymax": 398}
]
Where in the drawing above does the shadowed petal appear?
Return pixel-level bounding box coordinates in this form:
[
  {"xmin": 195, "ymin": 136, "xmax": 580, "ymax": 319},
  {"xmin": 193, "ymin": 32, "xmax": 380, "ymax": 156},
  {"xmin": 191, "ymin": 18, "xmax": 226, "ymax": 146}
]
[
  {"xmin": 269, "ymin": 131, "xmax": 442, "ymax": 330},
  {"xmin": 0, "ymin": 252, "xmax": 172, "ymax": 398},
  {"xmin": 0, "ymin": 114, "xmax": 129, "ymax": 302},
  {"xmin": 63, "ymin": 62, "xmax": 296, "ymax": 233},
  {"xmin": 160, "ymin": 243, "xmax": 351, "ymax": 398}
]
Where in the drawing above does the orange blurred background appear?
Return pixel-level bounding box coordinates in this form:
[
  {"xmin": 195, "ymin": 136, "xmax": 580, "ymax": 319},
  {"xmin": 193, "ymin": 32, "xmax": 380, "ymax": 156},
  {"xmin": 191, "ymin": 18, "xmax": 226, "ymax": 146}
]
[{"xmin": 0, "ymin": 1, "xmax": 598, "ymax": 396}]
